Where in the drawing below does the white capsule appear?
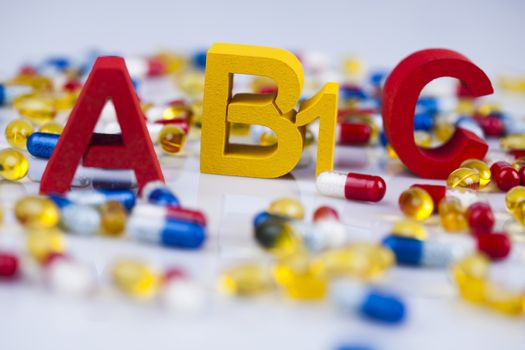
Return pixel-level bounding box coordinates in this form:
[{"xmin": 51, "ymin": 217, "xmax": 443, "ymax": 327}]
[
  {"xmin": 161, "ymin": 279, "xmax": 206, "ymax": 312},
  {"xmin": 316, "ymin": 171, "xmax": 347, "ymax": 198},
  {"xmin": 46, "ymin": 259, "xmax": 95, "ymax": 296},
  {"xmin": 61, "ymin": 204, "xmax": 101, "ymax": 236}
]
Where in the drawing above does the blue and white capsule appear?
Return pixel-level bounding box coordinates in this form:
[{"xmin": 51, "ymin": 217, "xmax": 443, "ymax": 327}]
[
  {"xmin": 0, "ymin": 84, "xmax": 32, "ymax": 106},
  {"xmin": 67, "ymin": 189, "xmax": 136, "ymax": 211},
  {"xmin": 49, "ymin": 194, "xmax": 101, "ymax": 236},
  {"xmin": 27, "ymin": 132, "xmax": 59, "ymax": 159},
  {"xmin": 455, "ymin": 116, "xmax": 485, "ymax": 139},
  {"xmin": 330, "ymin": 280, "xmax": 406, "ymax": 324},
  {"xmin": 382, "ymin": 235, "xmax": 465, "ymax": 267},
  {"xmin": 142, "ymin": 181, "xmax": 180, "ymax": 206},
  {"xmin": 127, "ymin": 216, "xmax": 206, "ymax": 249}
]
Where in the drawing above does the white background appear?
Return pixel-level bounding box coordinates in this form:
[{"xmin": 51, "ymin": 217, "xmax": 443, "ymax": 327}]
[{"xmin": 1, "ymin": 1, "xmax": 525, "ymax": 350}]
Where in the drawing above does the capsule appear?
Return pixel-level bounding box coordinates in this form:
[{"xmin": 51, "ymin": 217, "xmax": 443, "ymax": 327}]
[
  {"xmin": 142, "ymin": 181, "xmax": 179, "ymax": 207},
  {"xmin": 127, "ymin": 216, "xmax": 206, "ymax": 249},
  {"xmin": 125, "ymin": 57, "xmax": 167, "ymax": 78},
  {"xmin": 26, "ymin": 132, "xmax": 59, "ymax": 159},
  {"xmin": 49, "ymin": 194, "xmax": 101, "ymax": 236},
  {"xmin": 473, "ymin": 116, "xmax": 504, "ymax": 137},
  {"xmin": 455, "ymin": 116, "xmax": 485, "ymax": 139},
  {"xmin": 337, "ymin": 122, "xmax": 371, "ymax": 146},
  {"xmin": 219, "ymin": 264, "xmax": 275, "ymax": 297},
  {"xmin": 398, "ymin": 187, "xmax": 434, "ymax": 221},
  {"xmin": 330, "ymin": 280, "xmax": 406, "ymax": 324},
  {"xmin": 28, "ymin": 157, "xmax": 136, "ymax": 188},
  {"xmin": 0, "ymin": 84, "xmax": 32, "ymax": 106},
  {"xmin": 267, "ymin": 198, "xmax": 305, "ymax": 220},
  {"xmin": 132, "ymin": 203, "xmax": 206, "ymax": 227},
  {"xmin": 475, "ymin": 233, "xmax": 511, "ymax": 261},
  {"xmin": 316, "ymin": 171, "xmax": 386, "ymax": 202},
  {"xmin": 466, "ymin": 202, "xmax": 495, "ymax": 235},
  {"xmin": 111, "ymin": 259, "xmax": 159, "ymax": 299},
  {"xmin": 99, "ymin": 201, "xmax": 127, "ymax": 237},
  {"xmin": 410, "ymin": 184, "xmax": 446, "ymax": 213},
  {"xmin": 15, "ymin": 195, "xmax": 60, "ymax": 229},
  {"xmin": 0, "ymin": 148, "xmax": 29, "ymax": 181},
  {"xmin": 382, "ymin": 235, "xmax": 464, "ymax": 267},
  {"xmin": 460, "ymin": 159, "xmax": 491, "ymax": 189},
  {"xmin": 439, "ymin": 197, "xmax": 468, "ymax": 232},
  {"xmin": 253, "ymin": 219, "xmax": 301, "ymax": 256},
  {"xmin": 504, "ymin": 186, "xmax": 525, "ymax": 214},
  {"xmin": 413, "ymin": 112, "xmax": 433, "ymax": 131},
  {"xmin": 0, "ymin": 252, "xmax": 19, "ymax": 279},
  {"xmin": 452, "ymin": 253, "xmax": 489, "ymax": 303},
  {"xmin": 490, "ymin": 161, "xmax": 520, "ymax": 192},
  {"xmin": 45, "ymin": 256, "xmax": 96, "ymax": 296},
  {"xmin": 391, "ymin": 220, "xmax": 427, "ymax": 240},
  {"xmin": 5, "ymin": 119, "xmax": 33, "ymax": 149},
  {"xmin": 67, "ymin": 189, "xmax": 136, "ymax": 211},
  {"xmin": 313, "ymin": 206, "xmax": 339, "ymax": 222},
  {"xmin": 446, "ymin": 168, "xmax": 480, "ymax": 190}
]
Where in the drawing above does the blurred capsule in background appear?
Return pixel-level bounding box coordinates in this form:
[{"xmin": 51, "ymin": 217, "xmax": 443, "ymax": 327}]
[
  {"xmin": 267, "ymin": 198, "xmax": 305, "ymax": 220},
  {"xmin": 111, "ymin": 259, "xmax": 159, "ymax": 299},
  {"xmin": 219, "ymin": 264, "xmax": 274, "ymax": 297},
  {"xmin": 391, "ymin": 220, "xmax": 427, "ymax": 240},
  {"xmin": 26, "ymin": 228, "xmax": 65, "ymax": 263},
  {"xmin": 439, "ymin": 197, "xmax": 468, "ymax": 232},
  {"xmin": 99, "ymin": 201, "xmax": 127, "ymax": 237},
  {"xmin": 466, "ymin": 202, "xmax": 495, "ymax": 235},
  {"xmin": 142, "ymin": 181, "xmax": 179, "ymax": 207},
  {"xmin": 0, "ymin": 252, "xmax": 19, "ymax": 279},
  {"xmin": 15, "ymin": 195, "xmax": 60, "ymax": 229},
  {"xmin": 49, "ymin": 194, "xmax": 101, "ymax": 236},
  {"xmin": 398, "ymin": 187, "xmax": 434, "ymax": 221},
  {"xmin": 0, "ymin": 148, "xmax": 29, "ymax": 181},
  {"xmin": 67, "ymin": 189, "xmax": 136, "ymax": 211}
]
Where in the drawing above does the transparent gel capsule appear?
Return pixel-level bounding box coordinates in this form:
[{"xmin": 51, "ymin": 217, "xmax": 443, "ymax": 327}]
[
  {"xmin": 5, "ymin": 119, "xmax": 33, "ymax": 149},
  {"xmin": 460, "ymin": 159, "xmax": 491, "ymax": 189},
  {"xmin": 26, "ymin": 228, "xmax": 65, "ymax": 263},
  {"xmin": 13, "ymin": 93, "xmax": 57, "ymax": 125},
  {"xmin": 267, "ymin": 198, "xmax": 305, "ymax": 220},
  {"xmin": 274, "ymin": 253, "xmax": 327, "ymax": 301},
  {"xmin": 111, "ymin": 259, "xmax": 159, "ymax": 299},
  {"xmin": 439, "ymin": 197, "xmax": 468, "ymax": 232},
  {"xmin": 391, "ymin": 219, "xmax": 427, "ymax": 240},
  {"xmin": 100, "ymin": 201, "xmax": 127, "ymax": 237},
  {"xmin": 15, "ymin": 195, "xmax": 60, "ymax": 229},
  {"xmin": 398, "ymin": 187, "xmax": 434, "ymax": 221},
  {"xmin": 158, "ymin": 124, "xmax": 186, "ymax": 155},
  {"xmin": 259, "ymin": 131, "xmax": 277, "ymax": 146},
  {"xmin": 219, "ymin": 264, "xmax": 274, "ymax": 297},
  {"xmin": 39, "ymin": 122, "xmax": 64, "ymax": 134},
  {"xmin": 452, "ymin": 254, "xmax": 489, "ymax": 304},
  {"xmin": 484, "ymin": 282, "xmax": 524, "ymax": 316},
  {"xmin": 447, "ymin": 168, "xmax": 480, "ymax": 190},
  {"xmin": 0, "ymin": 148, "xmax": 29, "ymax": 180},
  {"xmin": 311, "ymin": 243, "xmax": 394, "ymax": 280},
  {"xmin": 505, "ymin": 186, "xmax": 525, "ymax": 214},
  {"xmin": 254, "ymin": 219, "xmax": 301, "ymax": 257}
]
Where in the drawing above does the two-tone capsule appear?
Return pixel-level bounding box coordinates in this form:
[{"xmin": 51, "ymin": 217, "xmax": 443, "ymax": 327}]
[
  {"xmin": 0, "ymin": 84, "xmax": 32, "ymax": 106},
  {"xmin": 67, "ymin": 189, "xmax": 136, "ymax": 211},
  {"xmin": 132, "ymin": 203, "xmax": 207, "ymax": 227},
  {"xmin": 127, "ymin": 216, "xmax": 206, "ymax": 249},
  {"xmin": 330, "ymin": 280, "xmax": 406, "ymax": 324},
  {"xmin": 316, "ymin": 171, "xmax": 386, "ymax": 202},
  {"xmin": 49, "ymin": 194, "xmax": 101, "ymax": 236}
]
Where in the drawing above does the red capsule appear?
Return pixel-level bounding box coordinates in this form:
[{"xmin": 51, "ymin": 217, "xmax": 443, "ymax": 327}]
[
  {"xmin": 165, "ymin": 206, "xmax": 207, "ymax": 227},
  {"xmin": 466, "ymin": 202, "xmax": 495, "ymax": 234},
  {"xmin": 519, "ymin": 166, "xmax": 525, "ymax": 186},
  {"xmin": 338, "ymin": 122, "xmax": 371, "ymax": 146},
  {"xmin": 63, "ymin": 79, "xmax": 83, "ymax": 92},
  {"xmin": 163, "ymin": 267, "xmax": 186, "ymax": 282},
  {"xmin": 473, "ymin": 116, "xmax": 504, "ymax": 137},
  {"xmin": 147, "ymin": 58, "xmax": 167, "ymax": 77},
  {"xmin": 476, "ymin": 233, "xmax": 511, "ymax": 261},
  {"xmin": 313, "ymin": 206, "xmax": 339, "ymax": 222},
  {"xmin": 0, "ymin": 253, "xmax": 19, "ymax": 279},
  {"xmin": 316, "ymin": 171, "xmax": 386, "ymax": 202},
  {"xmin": 410, "ymin": 184, "xmax": 446, "ymax": 213},
  {"xmin": 490, "ymin": 161, "xmax": 520, "ymax": 192}
]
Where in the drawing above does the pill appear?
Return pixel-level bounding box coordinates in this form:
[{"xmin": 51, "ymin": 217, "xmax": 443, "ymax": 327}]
[
  {"xmin": 15, "ymin": 195, "xmax": 60, "ymax": 229},
  {"xmin": 466, "ymin": 202, "xmax": 495, "ymax": 235},
  {"xmin": 142, "ymin": 181, "xmax": 179, "ymax": 206},
  {"xmin": 49, "ymin": 194, "xmax": 101, "ymax": 236},
  {"xmin": 316, "ymin": 171, "xmax": 386, "ymax": 202},
  {"xmin": 382, "ymin": 235, "xmax": 464, "ymax": 267},
  {"xmin": 475, "ymin": 233, "xmax": 511, "ymax": 261},
  {"xmin": 219, "ymin": 264, "xmax": 275, "ymax": 297},
  {"xmin": 5, "ymin": 119, "xmax": 33, "ymax": 149},
  {"xmin": 0, "ymin": 84, "xmax": 32, "ymax": 106},
  {"xmin": 111, "ymin": 259, "xmax": 159, "ymax": 299},
  {"xmin": 439, "ymin": 197, "xmax": 468, "ymax": 232},
  {"xmin": 337, "ymin": 122, "xmax": 371, "ymax": 146},
  {"xmin": 45, "ymin": 256, "xmax": 95, "ymax": 295},
  {"xmin": 398, "ymin": 187, "xmax": 433, "ymax": 221},
  {"xmin": 132, "ymin": 203, "xmax": 206, "ymax": 227},
  {"xmin": 490, "ymin": 161, "xmax": 520, "ymax": 192},
  {"xmin": 330, "ymin": 280, "xmax": 406, "ymax": 324},
  {"xmin": 67, "ymin": 189, "xmax": 136, "ymax": 211},
  {"xmin": 26, "ymin": 132, "xmax": 60, "ymax": 159},
  {"xmin": 0, "ymin": 148, "xmax": 29, "ymax": 181},
  {"xmin": 0, "ymin": 252, "xmax": 19, "ymax": 279},
  {"xmin": 127, "ymin": 216, "xmax": 206, "ymax": 249}
]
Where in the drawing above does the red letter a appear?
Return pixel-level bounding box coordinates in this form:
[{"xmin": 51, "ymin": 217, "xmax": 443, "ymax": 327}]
[{"xmin": 40, "ymin": 56, "xmax": 164, "ymax": 194}]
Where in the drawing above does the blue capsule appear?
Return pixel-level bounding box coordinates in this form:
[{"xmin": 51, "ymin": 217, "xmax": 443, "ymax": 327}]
[
  {"xmin": 382, "ymin": 235, "xmax": 461, "ymax": 267},
  {"xmin": 359, "ymin": 289, "xmax": 406, "ymax": 324},
  {"xmin": 128, "ymin": 216, "xmax": 206, "ymax": 249},
  {"xmin": 41, "ymin": 57, "xmax": 71, "ymax": 71},
  {"xmin": 27, "ymin": 132, "xmax": 59, "ymax": 159},
  {"xmin": 67, "ymin": 189, "xmax": 136, "ymax": 211},
  {"xmin": 416, "ymin": 96, "xmax": 439, "ymax": 115},
  {"xmin": 341, "ymin": 85, "xmax": 367, "ymax": 100},
  {"xmin": 0, "ymin": 84, "xmax": 4, "ymax": 106},
  {"xmin": 413, "ymin": 112, "xmax": 434, "ymax": 131},
  {"xmin": 192, "ymin": 50, "xmax": 207, "ymax": 70},
  {"xmin": 142, "ymin": 181, "xmax": 179, "ymax": 206},
  {"xmin": 369, "ymin": 70, "xmax": 388, "ymax": 88}
]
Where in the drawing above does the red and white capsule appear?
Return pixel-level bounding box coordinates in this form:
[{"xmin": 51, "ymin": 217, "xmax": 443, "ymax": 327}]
[
  {"xmin": 132, "ymin": 203, "xmax": 207, "ymax": 227},
  {"xmin": 316, "ymin": 171, "xmax": 386, "ymax": 202},
  {"xmin": 336, "ymin": 121, "xmax": 371, "ymax": 146}
]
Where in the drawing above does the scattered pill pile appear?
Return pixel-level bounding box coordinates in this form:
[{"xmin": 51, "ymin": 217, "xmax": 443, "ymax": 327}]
[{"xmin": 1, "ymin": 49, "xmax": 525, "ymax": 347}]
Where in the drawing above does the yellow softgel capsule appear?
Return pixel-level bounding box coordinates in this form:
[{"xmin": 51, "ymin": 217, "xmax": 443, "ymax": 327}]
[
  {"xmin": 26, "ymin": 228, "xmax": 65, "ymax": 263},
  {"xmin": 13, "ymin": 93, "xmax": 57, "ymax": 125},
  {"xmin": 477, "ymin": 103, "xmax": 500, "ymax": 117},
  {"xmin": 500, "ymin": 134, "xmax": 525, "ymax": 151},
  {"xmin": 259, "ymin": 131, "xmax": 277, "ymax": 146},
  {"xmin": 219, "ymin": 264, "xmax": 274, "ymax": 297},
  {"xmin": 14, "ymin": 195, "xmax": 60, "ymax": 229},
  {"xmin": 268, "ymin": 198, "xmax": 305, "ymax": 220},
  {"xmin": 311, "ymin": 243, "xmax": 394, "ymax": 281},
  {"xmin": 414, "ymin": 131, "xmax": 432, "ymax": 148},
  {"xmin": 511, "ymin": 200, "xmax": 525, "ymax": 226},
  {"xmin": 99, "ymin": 201, "xmax": 127, "ymax": 237},
  {"xmin": 505, "ymin": 186, "xmax": 525, "ymax": 214},
  {"xmin": 398, "ymin": 187, "xmax": 434, "ymax": 221},
  {"xmin": 53, "ymin": 91, "xmax": 78, "ymax": 111},
  {"xmin": 456, "ymin": 98, "xmax": 475, "ymax": 115},
  {"xmin": 434, "ymin": 120, "xmax": 455, "ymax": 143},
  {"xmin": 452, "ymin": 254, "xmax": 489, "ymax": 304},
  {"xmin": 190, "ymin": 100, "xmax": 203, "ymax": 128},
  {"xmin": 39, "ymin": 122, "xmax": 64, "ymax": 134},
  {"xmin": 162, "ymin": 104, "xmax": 192, "ymax": 122},
  {"xmin": 274, "ymin": 254, "xmax": 327, "ymax": 301},
  {"xmin": 0, "ymin": 148, "xmax": 29, "ymax": 181},
  {"xmin": 254, "ymin": 220, "xmax": 301, "ymax": 257},
  {"xmin": 439, "ymin": 197, "xmax": 468, "ymax": 232},
  {"xmin": 460, "ymin": 159, "xmax": 491, "ymax": 188},
  {"xmin": 391, "ymin": 219, "xmax": 427, "ymax": 240},
  {"xmin": 446, "ymin": 167, "xmax": 480, "ymax": 190},
  {"xmin": 178, "ymin": 71, "xmax": 205, "ymax": 97},
  {"xmin": 484, "ymin": 282, "xmax": 524, "ymax": 316},
  {"xmin": 111, "ymin": 259, "xmax": 159, "ymax": 299},
  {"xmin": 512, "ymin": 157, "xmax": 525, "ymax": 171},
  {"xmin": 5, "ymin": 119, "xmax": 33, "ymax": 149},
  {"xmin": 342, "ymin": 56, "xmax": 364, "ymax": 76},
  {"xmin": 158, "ymin": 125, "xmax": 186, "ymax": 155}
]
